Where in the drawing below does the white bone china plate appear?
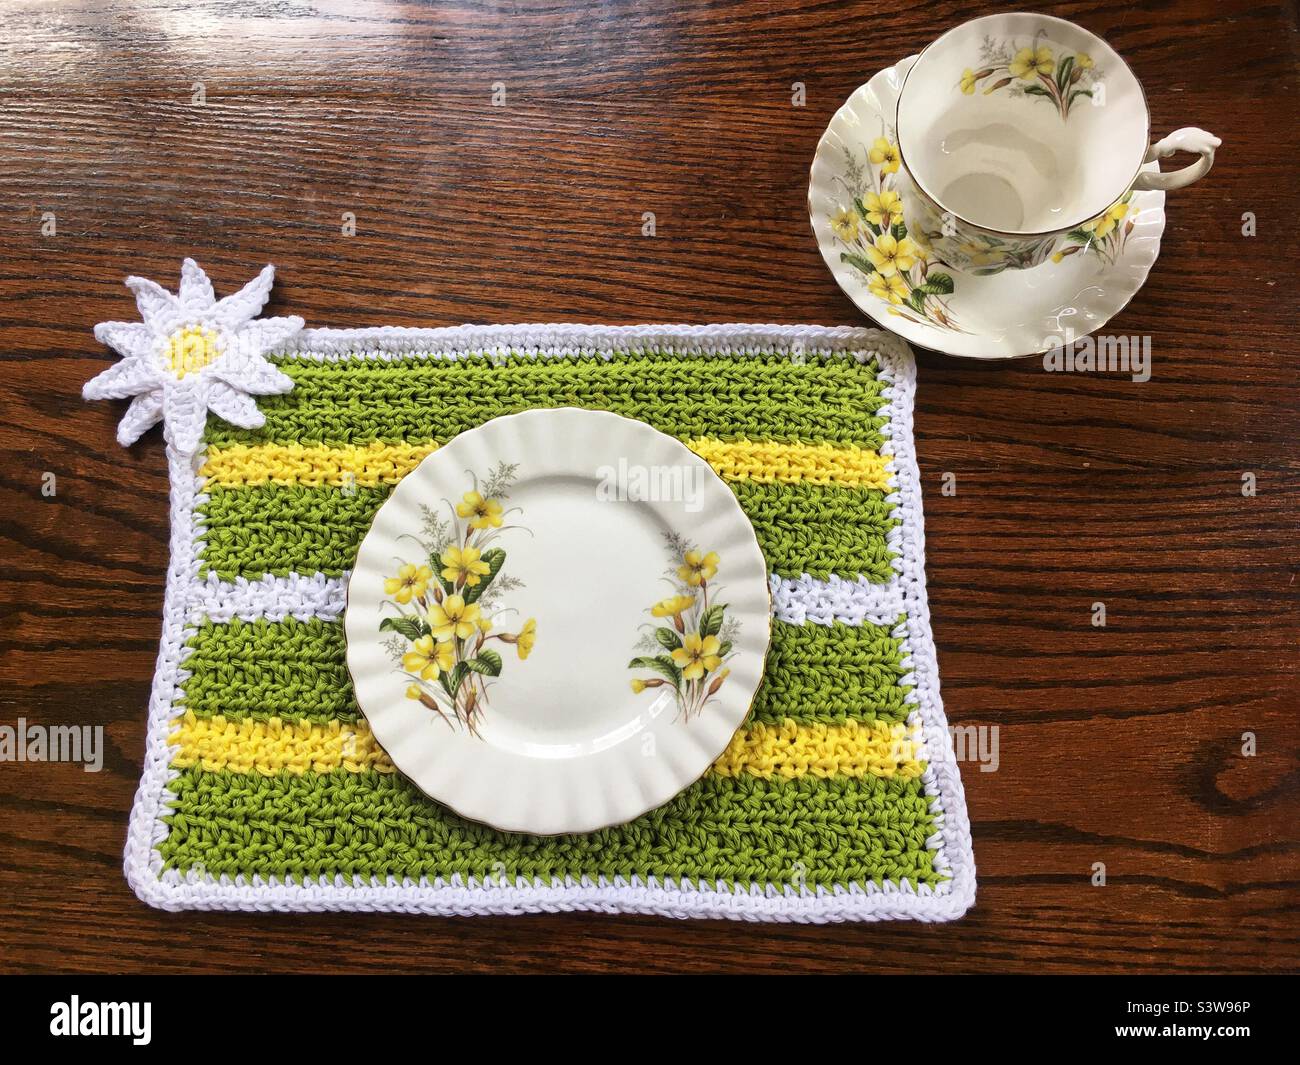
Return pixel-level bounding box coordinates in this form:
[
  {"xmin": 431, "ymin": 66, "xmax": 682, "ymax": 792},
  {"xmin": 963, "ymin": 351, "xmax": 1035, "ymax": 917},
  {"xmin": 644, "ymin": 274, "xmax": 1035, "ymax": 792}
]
[{"xmin": 345, "ymin": 407, "xmax": 772, "ymax": 835}]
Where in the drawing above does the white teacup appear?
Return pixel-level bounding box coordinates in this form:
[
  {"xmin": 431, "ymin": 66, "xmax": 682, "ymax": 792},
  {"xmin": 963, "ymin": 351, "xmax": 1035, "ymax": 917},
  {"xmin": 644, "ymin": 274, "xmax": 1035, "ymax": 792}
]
[{"xmin": 894, "ymin": 12, "xmax": 1219, "ymax": 274}]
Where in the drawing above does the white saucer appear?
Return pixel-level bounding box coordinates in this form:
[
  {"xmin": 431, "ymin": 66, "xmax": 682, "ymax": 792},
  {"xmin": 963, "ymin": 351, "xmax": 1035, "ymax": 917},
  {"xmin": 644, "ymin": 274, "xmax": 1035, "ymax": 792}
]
[
  {"xmin": 809, "ymin": 55, "xmax": 1167, "ymax": 359},
  {"xmin": 344, "ymin": 407, "xmax": 771, "ymax": 835}
]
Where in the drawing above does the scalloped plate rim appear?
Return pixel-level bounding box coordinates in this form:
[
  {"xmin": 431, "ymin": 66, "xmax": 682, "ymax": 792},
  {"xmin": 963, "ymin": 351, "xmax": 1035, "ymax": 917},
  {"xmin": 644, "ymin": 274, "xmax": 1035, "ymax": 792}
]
[{"xmin": 343, "ymin": 407, "xmax": 773, "ymax": 836}]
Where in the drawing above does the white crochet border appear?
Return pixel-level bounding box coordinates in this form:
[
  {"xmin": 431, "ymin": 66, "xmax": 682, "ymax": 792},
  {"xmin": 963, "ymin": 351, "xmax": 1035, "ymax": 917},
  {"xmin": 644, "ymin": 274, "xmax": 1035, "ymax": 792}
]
[{"xmin": 124, "ymin": 322, "xmax": 976, "ymax": 921}]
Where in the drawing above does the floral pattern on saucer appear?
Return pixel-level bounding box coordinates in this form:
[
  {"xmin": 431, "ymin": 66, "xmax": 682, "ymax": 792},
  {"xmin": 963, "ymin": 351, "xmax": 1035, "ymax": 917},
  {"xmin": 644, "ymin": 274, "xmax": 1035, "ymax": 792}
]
[
  {"xmin": 1053, "ymin": 192, "xmax": 1136, "ymax": 266},
  {"xmin": 808, "ymin": 55, "xmax": 1167, "ymax": 358},
  {"xmin": 827, "ymin": 133, "xmax": 965, "ymax": 333}
]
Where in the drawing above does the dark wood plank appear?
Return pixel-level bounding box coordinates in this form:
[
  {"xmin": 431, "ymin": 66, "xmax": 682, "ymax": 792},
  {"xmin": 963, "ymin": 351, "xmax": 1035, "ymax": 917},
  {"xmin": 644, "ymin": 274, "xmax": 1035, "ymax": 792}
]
[{"xmin": 0, "ymin": 0, "xmax": 1296, "ymax": 974}]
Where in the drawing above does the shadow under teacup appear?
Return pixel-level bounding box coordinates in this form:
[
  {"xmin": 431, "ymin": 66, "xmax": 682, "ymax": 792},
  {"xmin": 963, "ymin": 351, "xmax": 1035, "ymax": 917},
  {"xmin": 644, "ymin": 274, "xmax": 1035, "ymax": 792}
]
[{"xmin": 895, "ymin": 12, "xmax": 1219, "ymax": 275}]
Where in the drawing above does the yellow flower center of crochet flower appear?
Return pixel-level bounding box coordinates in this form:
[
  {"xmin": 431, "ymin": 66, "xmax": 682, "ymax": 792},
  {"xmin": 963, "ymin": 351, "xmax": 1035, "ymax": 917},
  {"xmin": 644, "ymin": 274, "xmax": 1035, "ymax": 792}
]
[{"xmin": 164, "ymin": 326, "xmax": 220, "ymax": 378}]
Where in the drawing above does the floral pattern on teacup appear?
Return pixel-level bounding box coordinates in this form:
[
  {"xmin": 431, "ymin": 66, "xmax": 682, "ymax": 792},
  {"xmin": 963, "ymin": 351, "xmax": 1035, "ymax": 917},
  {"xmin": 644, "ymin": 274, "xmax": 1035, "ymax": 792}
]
[
  {"xmin": 960, "ymin": 30, "xmax": 1102, "ymax": 120},
  {"xmin": 946, "ymin": 230, "xmax": 1058, "ymax": 276}
]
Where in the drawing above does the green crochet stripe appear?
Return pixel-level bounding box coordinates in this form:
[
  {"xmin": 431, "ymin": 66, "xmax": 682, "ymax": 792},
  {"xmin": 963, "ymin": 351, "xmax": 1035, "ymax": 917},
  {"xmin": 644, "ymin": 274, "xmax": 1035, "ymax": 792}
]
[
  {"xmin": 751, "ymin": 616, "xmax": 911, "ymax": 724},
  {"xmin": 180, "ymin": 616, "xmax": 913, "ymax": 727},
  {"xmin": 199, "ymin": 485, "xmax": 381, "ymax": 580},
  {"xmin": 198, "ymin": 480, "xmax": 897, "ymax": 582},
  {"xmin": 203, "ymin": 352, "xmax": 890, "ymax": 450},
  {"xmin": 159, "ymin": 766, "xmax": 942, "ymax": 888},
  {"xmin": 732, "ymin": 481, "xmax": 897, "ymax": 581},
  {"xmin": 181, "ymin": 618, "xmax": 354, "ymax": 723}
]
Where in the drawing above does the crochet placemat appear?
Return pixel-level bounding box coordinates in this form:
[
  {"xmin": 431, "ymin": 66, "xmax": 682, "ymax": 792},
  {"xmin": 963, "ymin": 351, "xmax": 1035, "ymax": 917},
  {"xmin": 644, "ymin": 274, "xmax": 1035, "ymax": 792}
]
[{"xmin": 85, "ymin": 261, "xmax": 975, "ymax": 921}]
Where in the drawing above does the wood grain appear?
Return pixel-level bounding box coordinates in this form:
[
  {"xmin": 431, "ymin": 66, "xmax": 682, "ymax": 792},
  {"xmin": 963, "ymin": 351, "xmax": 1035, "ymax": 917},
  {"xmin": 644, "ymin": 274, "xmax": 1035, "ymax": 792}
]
[{"xmin": 0, "ymin": 0, "xmax": 1296, "ymax": 974}]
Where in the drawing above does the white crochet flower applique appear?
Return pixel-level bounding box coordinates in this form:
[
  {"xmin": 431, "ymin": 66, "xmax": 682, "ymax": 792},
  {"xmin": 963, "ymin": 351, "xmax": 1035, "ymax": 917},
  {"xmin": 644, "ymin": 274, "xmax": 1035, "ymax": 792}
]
[{"xmin": 83, "ymin": 258, "xmax": 304, "ymax": 454}]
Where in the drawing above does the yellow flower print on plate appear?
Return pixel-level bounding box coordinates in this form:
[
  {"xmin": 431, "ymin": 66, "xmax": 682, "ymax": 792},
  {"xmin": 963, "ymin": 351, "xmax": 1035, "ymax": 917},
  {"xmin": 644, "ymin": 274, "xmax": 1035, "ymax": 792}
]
[
  {"xmin": 403, "ymin": 635, "xmax": 454, "ymax": 681},
  {"xmin": 630, "ymin": 538, "xmax": 739, "ymax": 721},
  {"xmin": 457, "ymin": 490, "xmax": 503, "ymax": 530},
  {"xmin": 672, "ymin": 632, "xmax": 724, "ymax": 682},
  {"xmin": 651, "ymin": 594, "xmax": 695, "ymax": 619},
  {"xmin": 347, "ymin": 407, "xmax": 773, "ymax": 836},
  {"xmin": 439, "ymin": 544, "xmax": 491, "ymax": 587},
  {"xmin": 384, "ymin": 563, "xmax": 433, "ymax": 604},
  {"xmin": 677, "ymin": 549, "xmax": 718, "ymax": 587},
  {"xmin": 377, "ymin": 462, "xmax": 536, "ymax": 738}
]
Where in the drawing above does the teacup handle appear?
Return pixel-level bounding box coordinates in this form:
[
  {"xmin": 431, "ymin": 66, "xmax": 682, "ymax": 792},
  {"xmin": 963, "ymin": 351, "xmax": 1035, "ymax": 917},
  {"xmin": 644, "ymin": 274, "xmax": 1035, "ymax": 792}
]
[{"xmin": 1131, "ymin": 127, "xmax": 1221, "ymax": 192}]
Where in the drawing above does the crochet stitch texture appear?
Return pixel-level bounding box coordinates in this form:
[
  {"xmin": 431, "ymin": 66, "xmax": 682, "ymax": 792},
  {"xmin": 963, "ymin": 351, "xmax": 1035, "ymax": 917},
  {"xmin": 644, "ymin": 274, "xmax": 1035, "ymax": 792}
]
[{"xmin": 118, "ymin": 320, "xmax": 976, "ymax": 920}]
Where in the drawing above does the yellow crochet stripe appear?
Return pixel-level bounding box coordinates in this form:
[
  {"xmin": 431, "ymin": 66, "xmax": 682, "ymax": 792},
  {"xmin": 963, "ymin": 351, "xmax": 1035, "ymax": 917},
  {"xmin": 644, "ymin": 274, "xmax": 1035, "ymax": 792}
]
[
  {"xmin": 200, "ymin": 441, "xmax": 439, "ymax": 490},
  {"xmin": 711, "ymin": 719, "xmax": 923, "ymax": 780},
  {"xmin": 685, "ymin": 438, "xmax": 890, "ymax": 489},
  {"xmin": 199, "ymin": 438, "xmax": 891, "ymax": 490},
  {"xmin": 170, "ymin": 713, "xmax": 398, "ymax": 776},
  {"xmin": 168, "ymin": 712, "xmax": 924, "ymax": 780}
]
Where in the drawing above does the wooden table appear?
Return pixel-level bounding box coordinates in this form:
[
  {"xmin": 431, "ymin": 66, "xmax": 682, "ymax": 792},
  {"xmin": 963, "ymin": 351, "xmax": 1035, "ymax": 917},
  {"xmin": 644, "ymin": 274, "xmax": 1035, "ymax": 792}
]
[{"xmin": 1, "ymin": 0, "xmax": 1296, "ymax": 974}]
